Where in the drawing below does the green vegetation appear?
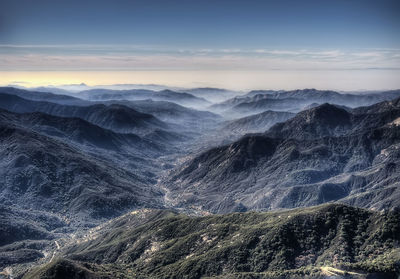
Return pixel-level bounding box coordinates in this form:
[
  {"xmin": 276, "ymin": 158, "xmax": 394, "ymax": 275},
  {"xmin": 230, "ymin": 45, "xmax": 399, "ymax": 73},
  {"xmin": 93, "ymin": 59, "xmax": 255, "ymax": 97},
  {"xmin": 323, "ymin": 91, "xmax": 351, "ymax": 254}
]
[{"xmin": 24, "ymin": 204, "xmax": 400, "ymax": 279}]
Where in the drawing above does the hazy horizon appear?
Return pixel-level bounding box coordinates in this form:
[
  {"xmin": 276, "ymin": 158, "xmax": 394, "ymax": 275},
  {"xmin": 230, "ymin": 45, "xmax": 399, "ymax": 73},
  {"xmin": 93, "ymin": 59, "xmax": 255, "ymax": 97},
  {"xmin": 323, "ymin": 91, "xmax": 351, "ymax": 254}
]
[
  {"xmin": 2, "ymin": 69, "xmax": 400, "ymax": 92},
  {"xmin": 2, "ymin": 1, "xmax": 400, "ymax": 277},
  {"xmin": 1, "ymin": 0, "xmax": 399, "ymax": 91}
]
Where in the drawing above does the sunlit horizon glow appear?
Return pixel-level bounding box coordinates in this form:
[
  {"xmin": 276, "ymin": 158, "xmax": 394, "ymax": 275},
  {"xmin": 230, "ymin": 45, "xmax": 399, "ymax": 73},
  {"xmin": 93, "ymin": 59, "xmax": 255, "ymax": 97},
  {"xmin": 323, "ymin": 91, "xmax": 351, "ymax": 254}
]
[
  {"xmin": 2, "ymin": 69, "xmax": 400, "ymax": 92},
  {"xmin": 1, "ymin": 45, "xmax": 400, "ymax": 91}
]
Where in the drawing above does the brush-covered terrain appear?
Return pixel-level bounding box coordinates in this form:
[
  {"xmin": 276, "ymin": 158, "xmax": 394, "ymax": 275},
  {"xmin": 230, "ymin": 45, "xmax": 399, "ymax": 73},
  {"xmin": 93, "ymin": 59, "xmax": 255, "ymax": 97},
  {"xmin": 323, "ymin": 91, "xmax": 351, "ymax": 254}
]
[{"xmin": 24, "ymin": 204, "xmax": 400, "ymax": 279}]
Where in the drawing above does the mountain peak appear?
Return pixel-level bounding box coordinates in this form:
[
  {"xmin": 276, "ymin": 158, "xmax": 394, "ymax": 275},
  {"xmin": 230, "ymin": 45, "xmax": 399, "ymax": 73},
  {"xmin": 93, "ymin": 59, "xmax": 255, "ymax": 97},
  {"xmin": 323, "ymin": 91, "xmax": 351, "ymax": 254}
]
[
  {"xmin": 304, "ymin": 103, "xmax": 350, "ymax": 120},
  {"xmin": 266, "ymin": 103, "xmax": 352, "ymax": 140}
]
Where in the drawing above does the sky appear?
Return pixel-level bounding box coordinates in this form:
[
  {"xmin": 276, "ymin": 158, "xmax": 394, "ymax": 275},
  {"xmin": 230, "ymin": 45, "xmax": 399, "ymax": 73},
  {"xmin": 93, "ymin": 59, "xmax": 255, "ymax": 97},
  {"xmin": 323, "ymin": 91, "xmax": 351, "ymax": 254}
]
[{"xmin": 0, "ymin": 0, "xmax": 399, "ymax": 90}]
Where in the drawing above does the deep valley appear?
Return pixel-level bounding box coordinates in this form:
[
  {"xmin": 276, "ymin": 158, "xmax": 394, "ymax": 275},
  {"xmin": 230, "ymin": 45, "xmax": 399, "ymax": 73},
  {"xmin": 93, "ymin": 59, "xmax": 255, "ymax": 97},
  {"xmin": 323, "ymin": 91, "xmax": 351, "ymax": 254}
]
[{"xmin": 0, "ymin": 86, "xmax": 399, "ymax": 279}]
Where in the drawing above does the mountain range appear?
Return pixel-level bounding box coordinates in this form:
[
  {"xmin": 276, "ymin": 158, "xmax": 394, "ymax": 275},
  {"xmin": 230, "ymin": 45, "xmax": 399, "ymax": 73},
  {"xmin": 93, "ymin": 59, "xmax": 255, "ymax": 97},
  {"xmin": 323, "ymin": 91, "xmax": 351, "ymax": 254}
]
[
  {"xmin": 211, "ymin": 88, "xmax": 400, "ymax": 117},
  {"xmin": 1, "ymin": 86, "xmax": 399, "ymax": 279},
  {"xmin": 166, "ymin": 98, "xmax": 400, "ymax": 213},
  {"xmin": 77, "ymin": 88, "xmax": 211, "ymax": 109}
]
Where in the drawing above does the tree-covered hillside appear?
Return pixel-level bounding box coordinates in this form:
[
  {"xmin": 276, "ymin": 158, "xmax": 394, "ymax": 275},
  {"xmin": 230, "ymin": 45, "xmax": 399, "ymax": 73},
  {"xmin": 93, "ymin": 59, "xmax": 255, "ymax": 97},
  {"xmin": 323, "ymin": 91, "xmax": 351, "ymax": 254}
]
[{"xmin": 25, "ymin": 204, "xmax": 400, "ymax": 279}]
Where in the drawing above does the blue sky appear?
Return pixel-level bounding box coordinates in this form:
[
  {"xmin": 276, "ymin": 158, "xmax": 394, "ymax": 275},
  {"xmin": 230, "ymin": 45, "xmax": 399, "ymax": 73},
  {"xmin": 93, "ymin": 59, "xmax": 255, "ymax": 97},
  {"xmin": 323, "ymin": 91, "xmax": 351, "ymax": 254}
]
[
  {"xmin": 1, "ymin": 0, "xmax": 399, "ymax": 48},
  {"xmin": 0, "ymin": 0, "xmax": 399, "ymax": 90}
]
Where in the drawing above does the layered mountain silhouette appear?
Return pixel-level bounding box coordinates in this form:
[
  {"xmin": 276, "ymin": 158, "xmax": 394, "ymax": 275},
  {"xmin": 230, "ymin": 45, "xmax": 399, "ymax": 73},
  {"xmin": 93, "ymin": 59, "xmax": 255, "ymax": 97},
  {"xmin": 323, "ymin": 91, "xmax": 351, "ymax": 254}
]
[
  {"xmin": 222, "ymin": 110, "xmax": 295, "ymax": 135},
  {"xmin": 103, "ymin": 99, "xmax": 221, "ymax": 134},
  {"xmin": 0, "ymin": 87, "xmax": 88, "ymax": 106},
  {"xmin": 0, "ymin": 93, "xmax": 168, "ymax": 135},
  {"xmin": 78, "ymin": 88, "xmax": 210, "ymax": 108},
  {"xmin": 0, "ymin": 109, "xmax": 165, "ymax": 157},
  {"xmin": 184, "ymin": 87, "xmax": 238, "ymax": 102},
  {"xmin": 211, "ymin": 88, "xmax": 400, "ymax": 117},
  {"xmin": 1, "ymin": 86, "xmax": 400, "ymax": 278}
]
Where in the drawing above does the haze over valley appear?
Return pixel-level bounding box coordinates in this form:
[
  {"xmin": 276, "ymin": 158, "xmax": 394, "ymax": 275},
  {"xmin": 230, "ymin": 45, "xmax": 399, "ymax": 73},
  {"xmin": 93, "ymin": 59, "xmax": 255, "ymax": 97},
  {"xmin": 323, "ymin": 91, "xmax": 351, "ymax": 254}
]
[
  {"xmin": 0, "ymin": 85, "xmax": 399, "ymax": 278},
  {"xmin": 1, "ymin": 0, "xmax": 400, "ymax": 278}
]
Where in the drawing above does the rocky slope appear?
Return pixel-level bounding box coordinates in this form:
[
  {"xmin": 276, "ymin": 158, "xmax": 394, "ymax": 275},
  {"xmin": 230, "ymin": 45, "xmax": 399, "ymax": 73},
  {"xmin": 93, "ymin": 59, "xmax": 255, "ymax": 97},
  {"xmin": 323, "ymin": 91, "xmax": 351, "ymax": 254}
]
[
  {"xmin": 0, "ymin": 116, "xmax": 165, "ymax": 272},
  {"xmin": 165, "ymin": 98, "xmax": 400, "ymax": 213},
  {"xmin": 0, "ymin": 123, "xmax": 163, "ymax": 222}
]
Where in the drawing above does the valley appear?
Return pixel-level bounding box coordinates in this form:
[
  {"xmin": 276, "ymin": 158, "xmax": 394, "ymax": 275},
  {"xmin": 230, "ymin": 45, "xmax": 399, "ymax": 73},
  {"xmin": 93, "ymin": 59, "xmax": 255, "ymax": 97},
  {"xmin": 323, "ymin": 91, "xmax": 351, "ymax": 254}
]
[{"xmin": 0, "ymin": 86, "xmax": 399, "ymax": 279}]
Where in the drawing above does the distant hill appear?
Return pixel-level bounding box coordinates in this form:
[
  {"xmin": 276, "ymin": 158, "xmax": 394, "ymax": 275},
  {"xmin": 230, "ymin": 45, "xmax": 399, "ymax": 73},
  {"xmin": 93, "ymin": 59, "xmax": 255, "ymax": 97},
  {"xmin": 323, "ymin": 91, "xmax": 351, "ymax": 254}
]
[
  {"xmin": 0, "ymin": 87, "xmax": 88, "ymax": 106},
  {"xmin": 0, "ymin": 93, "xmax": 168, "ymax": 135},
  {"xmin": 221, "ymin": 110, "xmax": 295, "ymax": 135},
  {"xmin": 0, "ymin": 109, "xmax": 164, "ymax": 157},
  {"xmin": 184, "ymin": 87, "xmax": 239, "ymax": 103},
  {"xmin": 78, "ymin": 88, "xmax": 211, "ymax": 108},
  {"xmin": 211, "ymin": 89, "xmax": 400, "ymax": 117},
  {"xmin": 103, "ymin": 99, "xmax": 222, "ymax": 133}
]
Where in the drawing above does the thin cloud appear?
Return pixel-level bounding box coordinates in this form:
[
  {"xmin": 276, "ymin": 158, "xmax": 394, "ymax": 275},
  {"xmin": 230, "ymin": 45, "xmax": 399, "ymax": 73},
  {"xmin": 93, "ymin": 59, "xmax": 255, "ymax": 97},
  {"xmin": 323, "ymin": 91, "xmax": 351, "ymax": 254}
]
[{"xmin": 0, "ymin": 45, "xmax": 399, "ymax": 71}]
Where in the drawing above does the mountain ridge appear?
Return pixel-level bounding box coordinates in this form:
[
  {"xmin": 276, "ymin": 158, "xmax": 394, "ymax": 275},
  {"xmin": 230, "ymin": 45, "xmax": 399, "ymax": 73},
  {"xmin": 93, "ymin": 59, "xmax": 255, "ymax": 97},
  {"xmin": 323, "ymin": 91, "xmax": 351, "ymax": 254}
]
[
  {"xmin": 23, "ymin": 204, "xmax": 400, "ymax": 279},
  {"xmin": 164, "ymin": 98, "xmax": 400, "ymax": 213},
  {"xmin": 0, "ymin": 93, "xmax": 168, "ymax": 135}
]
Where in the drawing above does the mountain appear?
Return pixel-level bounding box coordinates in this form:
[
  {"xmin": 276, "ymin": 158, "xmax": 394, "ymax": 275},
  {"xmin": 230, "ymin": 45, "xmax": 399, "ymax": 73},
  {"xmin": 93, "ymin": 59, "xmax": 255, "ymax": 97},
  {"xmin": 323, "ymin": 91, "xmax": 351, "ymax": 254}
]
[
  {"xmin": 265, "ymin": 104, "xmax": 353, "ymax": 140},
  {"xmin": 164, "ymin": 98, "xmax": 400, "ymax": 213},
  {"xmin": 78, "ymin": 88, "xmax": 211, "ymax": 108},
  {"xmin": 197, "ymin": 110, "xmax": 296, "ymax": 148},
  {"xmin": 31, "ymin": 87, "xmax": 76, "ymax": 96},
  {"xmin": 3, "ymin": 86, "xmax": 400, "ymax": 278},
  {"xmin": 230, "ymin": 97, "xmax": 313, "ymax": 115},
  {"xmin": 0, "ymin": 87, "xmax": 88, "ymax": 106},
  {"xmin": 0, "ymin": 123, "xmax": 163, "ymax": 222},
  {"xmin": 4, "ymin": 86, "xmax": 222, "ymax": 134},
  {"xmin": 103, "ymin": 99, "xmax": 222, "ymax": 132},
  {"xmin": 0, "ymin": 109, "xmax": 165, "ymax": 160},
  {"xmin": 183, "ymin": 87, "xmax": 240, "ymax": 103},
  {"xmin": 211, "ymin": 89, "xmax": 400, "ymax": 117},
  {"xmin": 0, "ymin": 93, "xmax": 168, "ymax": 135},
  {"xmin": 211, "ymin": 95, "xmax": 307, "ymax": 117},
  {"xmin": 221, "ymin": 110, "xmax": 295, "ymax": 135},
  {"xmin": 266, "ymin": 100, "xmax": 400, "ymax": 139},
  {"xmin": 35, "ymin": 83, "xmax": 91, "ymax": 92},
  {"xmin": 27, "ymin": 83, "xmax": 176, "ymax": 93},
  {"xmin": 0, "ymin": 106, "xmax": 174, "ymax": 274},
  {"xmin": 24, "ymin": 204, "xmax": 400, "ymax": 279},
  {"xmin": 246, "ymin": 89, "xmax": 400, "ymax": 104},
  {"xmin": 0, "ymin": 203, "xmax": 68, "ymax": 268},
  {"xmin": 0, "ymin": 205, "xmax": 65, "ymax": 248},
  {"xmin": 210, "ymin": 95, "xmax": 260, "ymax": 113},
  {"xmin": 0, "ymin": 118, "xmax": 164, "ymax": 268},
  {"xmin": 245, "ymin": 89, "xmax": 283, "ymax": 96}
]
